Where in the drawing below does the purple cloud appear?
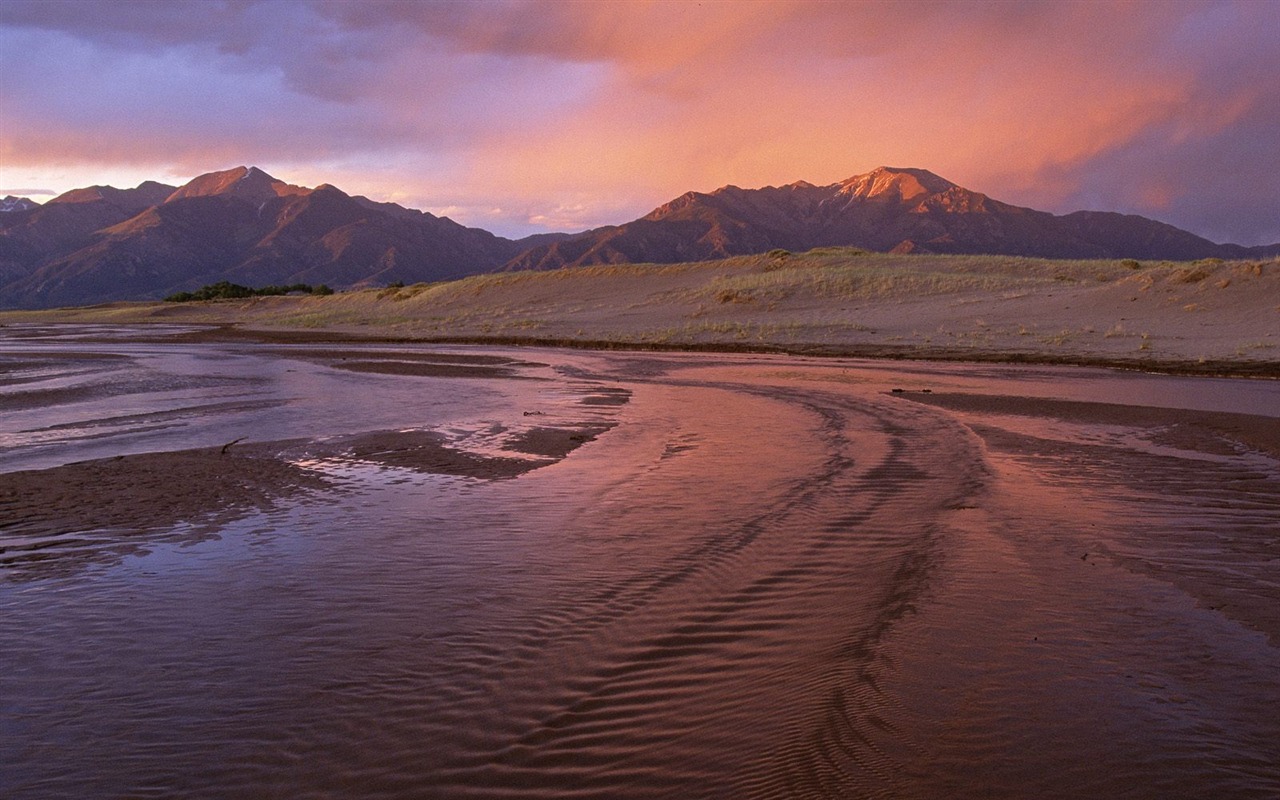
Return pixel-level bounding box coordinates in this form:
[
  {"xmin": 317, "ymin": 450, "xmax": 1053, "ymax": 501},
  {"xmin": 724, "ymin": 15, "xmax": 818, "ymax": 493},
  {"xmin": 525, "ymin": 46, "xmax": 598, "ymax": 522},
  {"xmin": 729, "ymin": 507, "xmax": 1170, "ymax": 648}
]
[{"xmin": 2, "ymin": 0, "xmax": 1276, "ymax": 244}]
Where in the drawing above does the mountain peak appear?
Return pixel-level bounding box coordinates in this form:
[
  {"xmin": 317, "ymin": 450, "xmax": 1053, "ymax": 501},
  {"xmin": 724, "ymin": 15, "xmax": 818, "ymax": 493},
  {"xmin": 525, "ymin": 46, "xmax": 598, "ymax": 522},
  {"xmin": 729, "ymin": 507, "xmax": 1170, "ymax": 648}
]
[
  {"xmin": 165, "ymin": 166, "xmax": 309, "ymax": 204},
  {"xmin": 44, "ymin": 180, "xmax": 176, "ymax": 211},
  {"xmin": 49, "ymin": 185, "xmax": 114, "ymax": 204},
  {"xmin": 1, "ymin": 195, "xmax": 38, "ymax": 213},
  {"xmin": 838, "ymin": 166, "xmax": 958, "ymax": 202}
]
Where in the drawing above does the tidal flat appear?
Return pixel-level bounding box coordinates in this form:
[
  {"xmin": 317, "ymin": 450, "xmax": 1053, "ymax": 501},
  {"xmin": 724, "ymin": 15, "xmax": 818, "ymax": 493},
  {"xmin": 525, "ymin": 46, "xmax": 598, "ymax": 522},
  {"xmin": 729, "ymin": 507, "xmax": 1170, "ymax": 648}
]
[{"xmin": 2, "ymin": 324, "xmax": 1278, "ymax": 798}]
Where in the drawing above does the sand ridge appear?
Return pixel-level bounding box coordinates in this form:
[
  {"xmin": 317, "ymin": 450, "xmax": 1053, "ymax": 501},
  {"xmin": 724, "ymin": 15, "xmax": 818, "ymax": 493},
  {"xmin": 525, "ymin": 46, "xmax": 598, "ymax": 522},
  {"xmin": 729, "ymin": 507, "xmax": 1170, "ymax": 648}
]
[{"xmin": 3, "ymin": 250, "xmax": 1276, "ymax": 376}]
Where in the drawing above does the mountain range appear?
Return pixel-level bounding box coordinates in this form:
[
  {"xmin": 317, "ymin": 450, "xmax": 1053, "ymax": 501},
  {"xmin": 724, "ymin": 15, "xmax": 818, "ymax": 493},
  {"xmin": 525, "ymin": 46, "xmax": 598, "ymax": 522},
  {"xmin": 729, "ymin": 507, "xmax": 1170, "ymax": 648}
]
[{"xmin": 2, "ymin": 165, "xmax": 1276, "ymax": 309}]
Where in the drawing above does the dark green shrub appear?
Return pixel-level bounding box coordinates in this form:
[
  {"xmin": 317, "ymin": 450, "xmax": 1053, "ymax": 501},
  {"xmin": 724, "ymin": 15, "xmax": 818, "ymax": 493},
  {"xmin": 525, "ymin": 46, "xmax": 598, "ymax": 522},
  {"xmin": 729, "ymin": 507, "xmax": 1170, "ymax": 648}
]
[{"xmin": 164, "ymin": 281, "xmax": 335, "ymax": 302}]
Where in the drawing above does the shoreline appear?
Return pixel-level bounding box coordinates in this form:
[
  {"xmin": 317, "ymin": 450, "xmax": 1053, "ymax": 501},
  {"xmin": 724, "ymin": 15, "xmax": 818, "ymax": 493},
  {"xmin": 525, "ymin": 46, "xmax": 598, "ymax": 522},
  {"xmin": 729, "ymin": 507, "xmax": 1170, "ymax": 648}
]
[
  {"xmin": 2, "ymin": 250, "xmax": 1276, "ymax": 378},
  {"xmin": 144, "ymin": 324, "xmax": 1280, "ymax": 379},
  {"xmin": 0, "ymin": 420, "xmax": 616, "ymax": 579},
  {"xmin": 5, "ymin": 319, "xmax": 1275, "ymax": 379}
]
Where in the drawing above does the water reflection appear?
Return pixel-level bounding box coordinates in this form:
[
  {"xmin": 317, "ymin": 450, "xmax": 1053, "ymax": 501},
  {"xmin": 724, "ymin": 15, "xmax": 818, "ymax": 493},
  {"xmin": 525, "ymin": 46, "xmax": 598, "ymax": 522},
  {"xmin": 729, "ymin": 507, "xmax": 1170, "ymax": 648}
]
[{"xmin": 2, "ymin": 325, "xmax": 1278, "ymax": 799}]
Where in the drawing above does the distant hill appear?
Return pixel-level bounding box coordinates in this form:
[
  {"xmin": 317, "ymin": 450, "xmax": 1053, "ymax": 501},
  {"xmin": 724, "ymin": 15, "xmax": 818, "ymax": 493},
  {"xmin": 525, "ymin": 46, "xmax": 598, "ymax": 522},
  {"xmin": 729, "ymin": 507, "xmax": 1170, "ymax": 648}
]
[
  {"xmin": 1, "ymin": 196, "xmax": 39, "ymax": 214},
  {"xmin": 0, "ymin": 167, "xmax": 529, "ymax": 309},
  {"xmin": 507, "ymin": 166, "xmax": 1280, "ymax": 270},
  {"xmin": 2, "ymin": 165, "xmax": 1276, "ymax": 309}
]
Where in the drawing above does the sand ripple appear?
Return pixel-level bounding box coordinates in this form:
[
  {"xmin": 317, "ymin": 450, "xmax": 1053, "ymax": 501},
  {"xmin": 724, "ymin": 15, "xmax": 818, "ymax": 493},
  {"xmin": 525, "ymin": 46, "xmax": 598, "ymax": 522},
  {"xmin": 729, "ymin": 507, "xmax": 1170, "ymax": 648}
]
[{"xmin": 2, "ymin": 341, "xmax": 1278, "ymax": 798}]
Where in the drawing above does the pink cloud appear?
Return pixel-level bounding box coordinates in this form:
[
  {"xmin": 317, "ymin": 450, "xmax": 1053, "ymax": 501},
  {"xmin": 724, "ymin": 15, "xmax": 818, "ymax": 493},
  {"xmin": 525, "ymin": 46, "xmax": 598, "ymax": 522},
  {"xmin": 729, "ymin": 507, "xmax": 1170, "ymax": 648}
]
[{"xmin": 1, "ymin": 0, "xmax": 1276, "ymax": 243}]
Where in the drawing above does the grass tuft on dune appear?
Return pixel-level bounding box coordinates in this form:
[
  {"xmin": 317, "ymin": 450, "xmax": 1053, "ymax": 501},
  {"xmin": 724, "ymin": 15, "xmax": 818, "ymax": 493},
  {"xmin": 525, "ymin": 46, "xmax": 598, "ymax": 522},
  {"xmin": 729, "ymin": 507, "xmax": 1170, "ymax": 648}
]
[{"xmin": 3, "ymin": 249, "xmax": 1277, "ymax": 374}]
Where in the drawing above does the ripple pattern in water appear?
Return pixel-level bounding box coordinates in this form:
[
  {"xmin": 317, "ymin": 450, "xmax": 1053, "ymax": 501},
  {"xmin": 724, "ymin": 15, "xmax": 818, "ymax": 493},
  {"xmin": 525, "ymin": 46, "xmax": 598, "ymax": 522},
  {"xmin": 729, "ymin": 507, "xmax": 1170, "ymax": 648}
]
[{"xmin": 2, "ymin": 330, "xmax": 1279, "ymax": 799}]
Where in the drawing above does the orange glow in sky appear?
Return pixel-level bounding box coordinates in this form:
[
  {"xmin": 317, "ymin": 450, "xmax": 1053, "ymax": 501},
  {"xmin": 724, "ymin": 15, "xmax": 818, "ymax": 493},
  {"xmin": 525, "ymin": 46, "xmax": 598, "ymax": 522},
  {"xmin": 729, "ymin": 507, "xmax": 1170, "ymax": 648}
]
[{"xmin": 1, "ymin": 1, "xmax": 1277, "ymax": 245}]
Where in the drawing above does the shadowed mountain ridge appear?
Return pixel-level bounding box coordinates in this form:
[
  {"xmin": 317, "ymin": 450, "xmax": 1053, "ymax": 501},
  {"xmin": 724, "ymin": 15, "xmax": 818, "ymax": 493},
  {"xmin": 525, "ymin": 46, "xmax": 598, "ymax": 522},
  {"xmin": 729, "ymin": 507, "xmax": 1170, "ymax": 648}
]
[
  {"xmin": 507, "ymin": 166, "xmax": 1277, "ymax": 270},
  {"xmin": 1, "ymin": 167, "xmax": 529, "ymax": 308},
  {"xmin": 2, "ymin": 165, "xmax": 1276, "ymax": 309}
]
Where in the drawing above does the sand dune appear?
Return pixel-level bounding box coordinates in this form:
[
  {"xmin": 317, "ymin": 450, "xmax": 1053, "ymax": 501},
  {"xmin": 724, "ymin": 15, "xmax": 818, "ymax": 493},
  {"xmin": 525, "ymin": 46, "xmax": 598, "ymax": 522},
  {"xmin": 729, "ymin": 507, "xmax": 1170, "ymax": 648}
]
[{"xmin": 3, "ymin": 249, "xmax": 1277, "ymax": 375}]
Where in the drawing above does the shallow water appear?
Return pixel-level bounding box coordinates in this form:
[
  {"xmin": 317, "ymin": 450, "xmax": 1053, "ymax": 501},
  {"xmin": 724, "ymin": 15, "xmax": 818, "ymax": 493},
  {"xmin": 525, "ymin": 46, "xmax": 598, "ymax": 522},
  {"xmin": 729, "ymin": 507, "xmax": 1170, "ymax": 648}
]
[{"xmin": 2, "ymin": 325, "xmax": 1278, "ymax": 798}]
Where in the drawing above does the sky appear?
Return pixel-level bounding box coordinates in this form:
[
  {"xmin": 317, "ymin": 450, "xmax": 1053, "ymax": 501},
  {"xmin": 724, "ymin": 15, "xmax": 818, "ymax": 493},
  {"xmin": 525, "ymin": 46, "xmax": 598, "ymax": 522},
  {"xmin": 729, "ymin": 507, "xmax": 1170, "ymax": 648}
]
[{"xmin": 1, "ymin": 0, "xmax": 1278, "ymax": 245}]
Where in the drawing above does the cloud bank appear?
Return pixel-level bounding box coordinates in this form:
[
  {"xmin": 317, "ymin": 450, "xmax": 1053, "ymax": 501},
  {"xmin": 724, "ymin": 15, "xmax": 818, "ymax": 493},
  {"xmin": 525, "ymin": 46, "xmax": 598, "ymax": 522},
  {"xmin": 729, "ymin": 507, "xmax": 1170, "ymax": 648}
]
[{"xmin": 2, "ymin": 0, "xmax": 1277, "ymax": 244}]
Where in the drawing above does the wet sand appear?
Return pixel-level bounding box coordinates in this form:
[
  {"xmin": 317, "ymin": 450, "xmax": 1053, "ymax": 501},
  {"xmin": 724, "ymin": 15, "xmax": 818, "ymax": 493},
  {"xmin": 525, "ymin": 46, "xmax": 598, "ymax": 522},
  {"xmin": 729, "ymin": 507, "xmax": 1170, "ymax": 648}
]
[
  {"xmin": 905, "ymin": 391, "xmax": 1280, "ymax": 458},
  {"xmin": 1, "ymin": 421, "xmax": 617, "ymax": 578},
  {"xmin": 2, "ymin": 332, "xmax": 1278, "ymax": 798},
  {"xmin": 0, "ymin": 443, "xmax": 328, "ymax": 576},
  {"xmin": 901, "ymin": 390, "xmax": 1280, "ymax": 647}
]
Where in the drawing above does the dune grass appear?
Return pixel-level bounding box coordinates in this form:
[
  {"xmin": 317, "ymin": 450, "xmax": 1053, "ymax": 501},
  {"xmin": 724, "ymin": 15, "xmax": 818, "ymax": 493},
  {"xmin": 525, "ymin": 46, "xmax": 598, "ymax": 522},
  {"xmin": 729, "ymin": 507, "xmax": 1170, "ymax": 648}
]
[
  {"xmin": 4, "ymin": 248, "xmax": 1271, "ymax": 329},
  {"xmin": 2, "ymin": 247, "xmax": 1275, "ymax": 373}
]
